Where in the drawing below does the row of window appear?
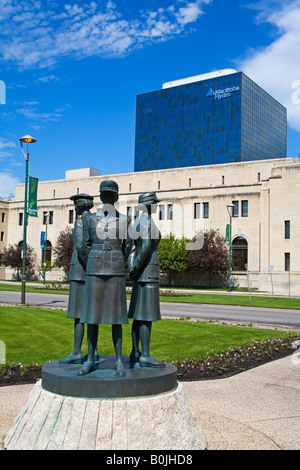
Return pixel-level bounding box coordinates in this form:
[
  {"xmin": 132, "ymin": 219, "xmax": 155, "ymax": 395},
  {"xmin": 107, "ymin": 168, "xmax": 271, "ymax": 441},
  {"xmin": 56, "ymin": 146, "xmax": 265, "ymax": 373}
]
[
  {"xmin": 127, "ymin": 173, "xmax": 262, "ymax": 193},
  {"xmin": 232, "ymin": 200, "xmax": 248, "ymax": 218},
  {"xmin": 51, "ymin": 188, "xmax": 81, "ymax": 199},
  {"xmin": 14, "ymin": 210, "xmax": 293, "ymax": 244},
  {"xmin": 126, "ymin": 205, "xmax": 174, "ymax": 221},
  {"xmin": 17, "ymin": 202, "xmax": 248, "ymax": 225},
  {"xmin": 18, "ymin": 211, "xmax": 54, "ymax": 226},
  {"xmin": 194, "ymin": 202, "xmax": 209, "ymax": 219}
]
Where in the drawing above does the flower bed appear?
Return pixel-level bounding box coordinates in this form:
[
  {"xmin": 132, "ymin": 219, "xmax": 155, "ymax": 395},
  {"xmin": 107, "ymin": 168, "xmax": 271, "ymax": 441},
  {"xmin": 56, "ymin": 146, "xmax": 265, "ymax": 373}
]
[
  {"xmin": 0, "ymin": 333, "xmax": 298, "ymax": 386},
  {"xmin": 36, "ymin": 282, "xmax": 69, "ymax": 290},
  {"xmin": 173, "ymin": 334, "xmax": 300, "ymax": 381}
]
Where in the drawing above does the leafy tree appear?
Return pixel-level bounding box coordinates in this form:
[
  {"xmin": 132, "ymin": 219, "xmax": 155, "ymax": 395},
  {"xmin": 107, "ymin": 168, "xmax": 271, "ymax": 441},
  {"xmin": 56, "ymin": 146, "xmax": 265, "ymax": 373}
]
[
  {"xmin": 0, "ymin": 243, "xmax": 37, "ymax": 280},
  {"xmin": 186, "ymin": 229, "xmax": 228, "ymax": 285},
  {"xmin": 53, "ymin": 227, "xmax": 73, "ymax": 273},
  {"xmin": 157, "ymin": 233, "xmax": 187, "ymax": 285}
]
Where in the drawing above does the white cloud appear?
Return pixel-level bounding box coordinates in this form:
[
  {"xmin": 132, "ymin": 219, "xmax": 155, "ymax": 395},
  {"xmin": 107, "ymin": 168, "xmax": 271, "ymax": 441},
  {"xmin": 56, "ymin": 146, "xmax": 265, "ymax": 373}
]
[
  {"xmin": 0, "ymin": 1, "xmax": 212, "ymax": 69},
  {"xmin": 36, "ymin": 75, "xmax": 59, "ymax": 83},
  {"xmin": 0, "ymin": 138, "xmax": 16, "ymax": 150},
  {"xmin": 13, "ymin": 100, "xmax": 63, "ymax": 123},
  {"xmin": 176, "ymin": 1, "xmax": 205, "ymax": 25},
  {"xmin": 16, "ymin": 106, "xmax": 62, "ymax": 122},
  {"xmin": 237, "ymin": 0, "xmax": 300, "ymax": 132},
  {"xmin": 0, "ymin": 138, "xmax": 16, "ymax": 160},
  {"xmin": 0, "ymin": 172, "xmax": 20, "ymax": 198}
]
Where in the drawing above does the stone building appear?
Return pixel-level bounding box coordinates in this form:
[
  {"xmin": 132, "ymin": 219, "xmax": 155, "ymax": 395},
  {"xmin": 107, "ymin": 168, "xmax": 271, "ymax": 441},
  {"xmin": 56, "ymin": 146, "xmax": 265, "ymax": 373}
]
[{"xmin": 0, "ymin": 157, "xmax": 299, "ymax": 294}]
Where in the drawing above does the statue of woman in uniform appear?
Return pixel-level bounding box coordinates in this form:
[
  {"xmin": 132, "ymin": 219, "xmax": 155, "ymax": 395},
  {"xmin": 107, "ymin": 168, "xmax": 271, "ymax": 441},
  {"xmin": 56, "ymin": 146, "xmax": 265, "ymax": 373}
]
[
  {"xmin": 78, "ymin": 180, "xmax": 131, "ymax": 377},
  {"xmin": 59, "ymin": 193, "xmax": 97, "ymax": 365},
  {"xmin": 128, "ymin": 192, "xmax": 165, "ymax": 368}
]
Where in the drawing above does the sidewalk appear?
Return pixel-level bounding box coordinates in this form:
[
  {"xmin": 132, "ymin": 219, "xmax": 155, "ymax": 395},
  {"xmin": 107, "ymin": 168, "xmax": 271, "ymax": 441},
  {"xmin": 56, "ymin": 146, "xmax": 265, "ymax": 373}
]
[
  {"xmin": 0, "ymin": 280, "xmax": 298, "ymax": 298},
  {"xmin": 1, "ymin": 354, "xmax": 299, "ymax": 450}
]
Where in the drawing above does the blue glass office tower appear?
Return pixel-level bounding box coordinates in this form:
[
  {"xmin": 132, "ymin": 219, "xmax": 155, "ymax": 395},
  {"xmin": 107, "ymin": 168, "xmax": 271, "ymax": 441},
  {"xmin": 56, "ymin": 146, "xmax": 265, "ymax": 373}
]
[{"xmin": 134, "ymin": 71, "xmax": 287, "ymax": 171}]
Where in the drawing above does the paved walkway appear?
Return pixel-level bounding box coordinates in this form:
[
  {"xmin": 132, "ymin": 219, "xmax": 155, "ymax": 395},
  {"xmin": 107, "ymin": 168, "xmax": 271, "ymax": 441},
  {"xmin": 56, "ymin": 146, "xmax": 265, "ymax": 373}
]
[
  {"xmin": 1, "ymin": 354, "xmax": 299, "ymax": 450},
  {"xmin": 0, "ymin": 280, "xmax": 299, "ymax": 298}
]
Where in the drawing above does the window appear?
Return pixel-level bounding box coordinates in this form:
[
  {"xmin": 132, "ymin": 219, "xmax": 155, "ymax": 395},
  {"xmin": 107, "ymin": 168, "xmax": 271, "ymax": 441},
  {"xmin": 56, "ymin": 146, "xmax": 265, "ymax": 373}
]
[
  {"xmin": 167, "ymin": 204, "xmax": 173, "ymax": 220},
  {"xmin": 285, "ymin": 221, "xmax": 290, "ymax": 239},
  {"xmin": 41, "ymin": 240, "xmax": 52, "ymax": 264},
  {"xmin": 77, "ymin": 188, "xmax": 79, "ymax": 194},
  {"xmin": 194, "ymin": 203, "xmax": 200, "ymax": 219},
  {"xmin": 19, "ymin": 213, "xmax": 23, "ymax": 226},
  {"xmin": 241, "ymin": 200, "xmax": 248, "ymax": 217},
  {"xmin": 258, "ymin": 172, "xmax": 261, "ymax": 183},
  {"xmin": 159, "ymin": 205, "xmax": 165, "ymax": 220},
  {"xmin": 203, "ymin": 202, "xmax": 209, "ymax": 219},
  {"xmin": 232, "ymin": 237, "xmax": 248, "ymax": 271},
  {"xmin": 1, "ymin": 213, "xmax": 5, "ymax": 223},
  {"xmin": 1, "ymin": 231, "xmax": 4, "ymax": 242},
  {"xmin": 189, "ymin": 178, "xmax": 192, "ymax": 188},
  {"xmin": 129, "ymin": 183, "xmax": 132, "ymax": 192},
  {"xmin": 53, "ymin": 190, "xmax": 56, "ymax": 198},
  {"xmin": 285, "ymin": 253, "xmax": 290, "ymax": 272},
  {"xmin": 69, "ymin": 210, "xmax": 74, "ymax": 224},
  {"xmin": 158, "ymin": 181, "xmax": 160, "ymax": 190},
  {"xmin": 222, "ymin": 175, "xmax": 225, "ymax": 185},
  {"xmin": 232, "ymin": 201, "xmax": 239, "ymax": 217},
  {"xmin": 43, "ymin": 211, "xmax": 53, "ymax": 225}
]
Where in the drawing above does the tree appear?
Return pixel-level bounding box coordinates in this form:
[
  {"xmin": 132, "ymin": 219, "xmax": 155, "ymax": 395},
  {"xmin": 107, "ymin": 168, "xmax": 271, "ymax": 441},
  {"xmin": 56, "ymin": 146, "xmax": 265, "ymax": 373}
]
[
  {"xmin": 157, "ymin": 233, "xmax": 187, "ymax": 285},
  {"xmin": 186, "ymin": 229, "xmax": 229, "ymax": 286},
  {"xmin": 0, "ymin": 243, "xmax": 37, "ymax": 280},
  {"xmin": 53, "ymin": 227, "xmax": 73, "ymax": 274}
]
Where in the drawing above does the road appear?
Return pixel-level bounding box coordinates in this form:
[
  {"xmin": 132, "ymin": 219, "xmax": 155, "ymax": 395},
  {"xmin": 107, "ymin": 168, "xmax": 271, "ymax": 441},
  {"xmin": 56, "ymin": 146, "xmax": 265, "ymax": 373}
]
[{"xmin": 1, "ymin": 290, "xmax": 300, "ymax": 329}]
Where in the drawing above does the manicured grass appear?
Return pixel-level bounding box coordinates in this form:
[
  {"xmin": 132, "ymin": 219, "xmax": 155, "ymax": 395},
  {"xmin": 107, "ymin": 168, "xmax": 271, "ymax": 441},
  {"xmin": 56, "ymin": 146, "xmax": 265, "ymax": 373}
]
[
  {"xmin": 0, "ymin": 305, "xmax": 296, "ymax": 366},
  {"xmin": 160, "ymin": 293, "xmax": 300, "ymax": 310},
  {"xmin": 0, "ymin": 284, "xmax": 69, "ymax": 295},
  {"xmin": 1, "ymin": 284, "xmax": 299, "ymax": 309}
]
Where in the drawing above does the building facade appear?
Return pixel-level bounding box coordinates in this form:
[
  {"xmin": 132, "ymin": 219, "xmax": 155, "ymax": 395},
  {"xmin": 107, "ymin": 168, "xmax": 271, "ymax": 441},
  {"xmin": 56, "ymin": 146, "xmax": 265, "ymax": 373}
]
[
  {"xmin": 134, "ymin": 70, "xmax": 287, "ymax": 171},
  {"xmin": 1, "ymin": 158, "xmax": 299, "ymax": 294}
]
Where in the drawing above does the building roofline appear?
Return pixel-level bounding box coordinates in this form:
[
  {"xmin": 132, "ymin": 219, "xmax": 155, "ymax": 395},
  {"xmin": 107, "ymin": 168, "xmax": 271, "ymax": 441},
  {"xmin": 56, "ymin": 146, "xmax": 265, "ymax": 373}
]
[
  {"xmin": 162, "ymin": 69, "xmax": 239, "ymax": 89},
  {"xmin": 12, "ymin": 157, "xmax": 296, "ymax": 189}
]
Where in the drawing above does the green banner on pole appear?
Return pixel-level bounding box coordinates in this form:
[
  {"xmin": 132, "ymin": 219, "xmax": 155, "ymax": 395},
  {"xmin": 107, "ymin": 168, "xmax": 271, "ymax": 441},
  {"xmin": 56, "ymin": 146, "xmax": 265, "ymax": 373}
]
[
  {"xmin": 226, "ymin": 224, "xmax": 230, "ymax": 246},
  {"xmin": 28, "ymin": 176, "xmax": 38, "ymax": 217}
]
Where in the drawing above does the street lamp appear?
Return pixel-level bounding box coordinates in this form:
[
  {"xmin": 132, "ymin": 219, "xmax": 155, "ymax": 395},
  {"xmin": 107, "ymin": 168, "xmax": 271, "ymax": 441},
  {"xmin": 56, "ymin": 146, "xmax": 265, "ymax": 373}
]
[
  {"xmin": 19, "ymin": 134, "xmax": 37, "ymax": 304},
  {"xmin": 43, "ymin": 212, "xmax": 50, "ymax": 283},
  {"xmin": 226, "ymin": 203, "xmax": 235, "ymax": 292}
]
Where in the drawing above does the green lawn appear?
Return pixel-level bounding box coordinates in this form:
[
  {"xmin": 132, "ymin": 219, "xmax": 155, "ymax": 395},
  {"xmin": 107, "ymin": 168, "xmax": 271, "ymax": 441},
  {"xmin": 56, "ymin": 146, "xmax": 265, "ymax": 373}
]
[
  {"xmin": 160, "ymin": 293, "xmax": 300, "ymax": 310},
  {"xmin": 0, "ymin": 284, "xmax": 69, "ymax": 295},
  {"xmin": 0, "ymin": 305, "xmax": 296, "ymax": 366},
  {"xmin": 1, "ymin": 283, "xmax": 299, "ymax": 309}
]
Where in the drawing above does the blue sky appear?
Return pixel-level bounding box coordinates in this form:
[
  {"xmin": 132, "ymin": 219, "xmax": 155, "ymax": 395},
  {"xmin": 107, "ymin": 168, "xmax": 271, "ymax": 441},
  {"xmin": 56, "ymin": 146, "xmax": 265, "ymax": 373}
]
[{"xmin": 0, "ymin": 0, "xmax": 300, "ymax": 198}]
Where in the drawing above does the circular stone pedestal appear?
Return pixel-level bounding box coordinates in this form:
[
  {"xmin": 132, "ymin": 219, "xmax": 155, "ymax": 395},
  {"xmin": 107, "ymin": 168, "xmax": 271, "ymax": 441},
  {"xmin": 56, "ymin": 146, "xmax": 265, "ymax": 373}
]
[
  {"xmin": 42, "ymin": 356, "xmax": 178, "ymax": 399},
  {"xmin": 4, "ymin": 380, "xmax": 206, "ymax": 450}
]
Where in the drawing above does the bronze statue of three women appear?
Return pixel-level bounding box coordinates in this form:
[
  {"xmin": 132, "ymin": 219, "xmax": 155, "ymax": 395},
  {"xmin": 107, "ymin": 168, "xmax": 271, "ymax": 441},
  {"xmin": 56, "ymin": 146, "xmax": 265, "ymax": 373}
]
[{"xmin": 60, "ymin": 180, "xmax": 164, "ymax": 377}]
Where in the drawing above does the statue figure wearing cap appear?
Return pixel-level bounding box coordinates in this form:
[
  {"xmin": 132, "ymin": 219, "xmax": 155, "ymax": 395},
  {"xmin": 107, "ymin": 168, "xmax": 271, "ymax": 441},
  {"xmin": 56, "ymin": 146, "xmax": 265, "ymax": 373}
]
[
  {"xmin": 59, "ymin": 193, "xmax": 98, "ymax": 365},
  {"xmin": 128, "ymin": 192, "xmax": 165, "ymax": 368},
  {"xmin": 78, "ymin": 180, "xmax": 131, "ymax": 377}
]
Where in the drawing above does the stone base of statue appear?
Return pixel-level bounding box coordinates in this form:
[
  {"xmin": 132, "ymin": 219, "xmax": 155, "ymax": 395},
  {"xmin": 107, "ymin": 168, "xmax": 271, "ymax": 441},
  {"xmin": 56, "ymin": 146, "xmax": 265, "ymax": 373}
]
[{"xmin": 4, "ymin": 357, "xmax": 206, "ymax": 450}]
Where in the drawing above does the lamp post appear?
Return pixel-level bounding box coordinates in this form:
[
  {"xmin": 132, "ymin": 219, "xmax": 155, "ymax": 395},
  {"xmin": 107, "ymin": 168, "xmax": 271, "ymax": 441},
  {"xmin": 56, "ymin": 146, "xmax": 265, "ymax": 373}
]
[
  {"xmin": 43, "ymin": 212, "xmax": 50, "ymax": 283},
  {"xmin": 226, "ymin": 203, "xmax": 235, "ymax": 292},
  {"xmin": 19, "ymin": 135, "xmax": 37, "ymax": 304}
]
